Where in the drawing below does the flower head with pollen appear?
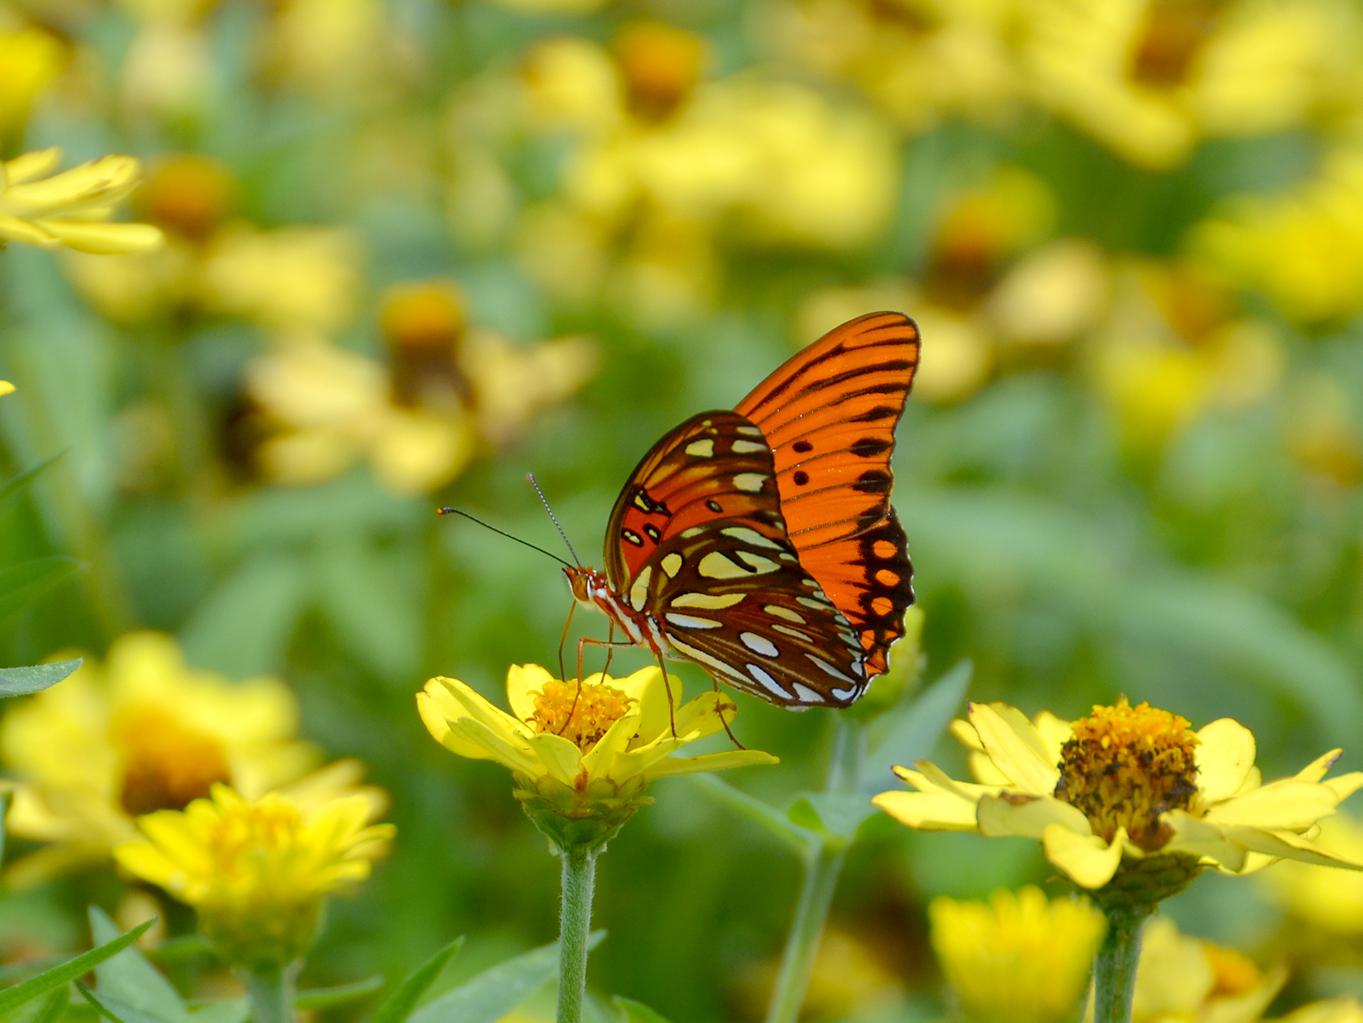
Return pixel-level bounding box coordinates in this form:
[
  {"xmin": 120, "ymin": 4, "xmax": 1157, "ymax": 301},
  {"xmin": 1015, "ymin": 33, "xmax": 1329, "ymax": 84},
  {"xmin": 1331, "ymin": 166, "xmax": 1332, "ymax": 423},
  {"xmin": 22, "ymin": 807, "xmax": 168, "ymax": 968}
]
[
  {"xmin": 0, "ymin": 148, "xmax": 163, "ymax": 253},
  {"xmin": 0, "ymin": 632, "xmax": 347, "ymax": 882},
  {"xmin": 418, "ymin": 665, "xmax": 776, "ymax": 849},
  {"xmin": 115, "ymin": 784, "xmax": 393, "ymax": 968},
  {"xmin": 873, "ymin": 700, "xmax": 1363, "ymax": 904}
]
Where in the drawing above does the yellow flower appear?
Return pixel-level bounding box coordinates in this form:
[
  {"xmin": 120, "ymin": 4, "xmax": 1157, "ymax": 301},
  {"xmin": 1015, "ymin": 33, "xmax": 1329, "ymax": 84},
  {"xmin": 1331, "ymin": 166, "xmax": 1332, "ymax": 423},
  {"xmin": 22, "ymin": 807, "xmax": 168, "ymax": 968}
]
[
  {"xmin": 1129, "ymin": 917, "xmax": 1285, "ymax": 1023},
  {"xmin": 418, "ymin": 665, "xmax": 776, "ymax": 848},
  {"xmin": 0, "ymin": 148, "xmax": 163, "ymax": 253},
  {"xmin": 0, "ymin": 27, "xmax": 66, "ymax": 136},
  {"xmin": 930, "ymin": 887, "xmax": 1105, "ymax": 1023},
  {"xmin": 0, "ymin": 380, "xmax": 13, "ymax": 397},
  {"xmin": 874, "ymin": 700, "xmax": 1363, "ymax": 903},
  {"xmin": 116, "ymin": 784, "xmax": 393, "ymax": 968},
  {"xmin": 1274, "ymin": 1000, "xmax": 1363, "ymax": 1023},
  {"xmin": 0, "ymin": 632, "xmax": 321, "ymax": 881}
]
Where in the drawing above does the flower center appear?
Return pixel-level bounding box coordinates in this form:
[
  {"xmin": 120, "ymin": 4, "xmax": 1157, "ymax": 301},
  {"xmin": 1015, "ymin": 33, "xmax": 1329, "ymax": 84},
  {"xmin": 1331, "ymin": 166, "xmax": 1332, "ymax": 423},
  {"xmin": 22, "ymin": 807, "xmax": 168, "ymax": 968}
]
[
  {"xmin": 204, "ymin": 797, "xmax": 304, "ymax": 879},
  {"xmin": 115, "ymin": 705, "xmax": 232, "ymax": 816},
  {"xmin": 1053, "ymin": 699, "xmax": 1198, "ymax": 849},
  {"xmin": 530, "ymin": 679, "xmax": 632, "ymax": 752}
]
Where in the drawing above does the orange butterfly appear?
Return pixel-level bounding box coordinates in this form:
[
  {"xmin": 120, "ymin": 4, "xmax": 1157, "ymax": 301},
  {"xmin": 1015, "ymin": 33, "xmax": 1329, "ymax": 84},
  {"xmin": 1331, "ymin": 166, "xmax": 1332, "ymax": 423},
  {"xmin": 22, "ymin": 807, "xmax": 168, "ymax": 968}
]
[{"xmin": 563, "ymin": 312, "xmax": 921, "ymax": 708}]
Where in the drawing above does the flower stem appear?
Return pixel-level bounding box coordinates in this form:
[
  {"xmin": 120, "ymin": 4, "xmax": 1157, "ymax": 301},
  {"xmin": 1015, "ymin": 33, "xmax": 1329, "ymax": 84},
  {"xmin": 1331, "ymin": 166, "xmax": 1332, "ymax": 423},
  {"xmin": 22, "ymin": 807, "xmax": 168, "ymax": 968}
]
[
  {"xmin": 556, "ymin": 844, "xmax": 598, "ymax": 1023},
  {"xmin": 243, "ymin": 963, "xmax": 292, "ymax": 1023},
  {"xmin": 1092, "ymin": 905, "xmax": 1148, "ymax": 1023},
  {"xmin": 764, "ymin": 717, "xmax": 865, "ymax": 1023}
]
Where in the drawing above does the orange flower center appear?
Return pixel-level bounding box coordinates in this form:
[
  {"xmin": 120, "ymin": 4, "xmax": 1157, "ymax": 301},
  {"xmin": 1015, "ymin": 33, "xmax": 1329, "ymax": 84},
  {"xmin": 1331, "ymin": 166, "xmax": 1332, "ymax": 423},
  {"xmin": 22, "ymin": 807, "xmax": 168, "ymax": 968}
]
[
  {"xmin": 114, "ymin": 704, "xmax": 232, "ymax": 816},
  {"xmin": 135, "ymin": 153, "xmax": 237, "ymax": 243},
  {"xmin": 530, "ymin": 679, "xmax": 632, "ymax": 752},
  {"xmin": 1204, "ymin": 943, "xmax": 1263, "ymax": 998},
  {"xmin": 1054, "ymin": 699, "xmax": 1198, "ymax": 849},
  {"xmin": 613, "ymin": 21, "xmax": 706, "ymax": 120}
]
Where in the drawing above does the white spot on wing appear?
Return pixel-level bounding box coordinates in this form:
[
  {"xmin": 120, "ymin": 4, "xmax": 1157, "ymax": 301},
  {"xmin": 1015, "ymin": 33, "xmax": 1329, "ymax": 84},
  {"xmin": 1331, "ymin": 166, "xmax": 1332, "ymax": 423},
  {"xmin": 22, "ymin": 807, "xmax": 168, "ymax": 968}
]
[
  {"xmin": 805, "ymin": 653, "xmax": 856, "ymax": 683},
  {"xmin": 661, "ymin": 553, "xmax": 683, "ymax": 577},
  {"xmin": 731, "ymin": 439, "xmax": 766, "ymax": 454},
  {"xmin": 721, "ymin": 526, "xmax": 784, "ymax": 550},
  {"xmin": 765, "ymin": 605, "xmax": 805, "ymax": 624},
  {"xmin": 733, "ymin": 473, "xmax": 766, "ymax": 493},
  {"xmin": 739, "ymin": 632, "xmax": 779, "ymax": 657},
  {"xmin": 746, "ymin": 663, "xmax": 790, "ymax": 699},
  {"xmin": 671, "ymin": 591, "xmax": 744, "ymax": 610},
  {"xmin": 664, "ymin": 613, "xmax": 722, "ymax": 630},
  {"xmin": 685, "ymin": 438, "xmax": 715, "ymax": 458},
  {"xmin": 792, "ymin": 683, "xmax": 823, "ymax": 703},
  {"xmin": 832, "ymin": 685, "xmax": 860, "ymax": 701},
  {"xmin": 628, "ymin": 565, "xmax": 652, "ymax": 612},
  {"xmin": 772, "ymin": 624, "xmax": 813, "ymax": 642},
  {"xmin": 698, "ymin": 551, "xmax": 751, "ymax": 579}
]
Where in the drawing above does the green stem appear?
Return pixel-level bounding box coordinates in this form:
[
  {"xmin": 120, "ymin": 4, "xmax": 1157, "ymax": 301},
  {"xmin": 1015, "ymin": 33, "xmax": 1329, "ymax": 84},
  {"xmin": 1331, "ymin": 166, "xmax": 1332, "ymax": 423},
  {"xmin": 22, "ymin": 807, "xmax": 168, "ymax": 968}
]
[
  {"xmin": 764, "ymin": 717, "xmax": 865, "ymax": 1023},
  {"xmin": 243, "ymin": 963, "xmax": 292, "ymax": 1023},
  {"xmin": 556, "ymin": 844, "xmax": 598, "ymax": 1023},
  {"xmin": 1092, "ymin": 905, "xmax": 1149, "ymax": 1023}
]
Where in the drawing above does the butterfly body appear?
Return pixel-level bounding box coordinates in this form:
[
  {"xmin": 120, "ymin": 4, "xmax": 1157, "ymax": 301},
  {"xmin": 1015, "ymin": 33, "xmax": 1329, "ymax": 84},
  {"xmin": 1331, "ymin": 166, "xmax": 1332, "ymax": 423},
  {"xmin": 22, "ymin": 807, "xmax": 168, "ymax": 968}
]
[{"xmin": 567, "ymin": 312, "xmax": 921, "ymax": 708}]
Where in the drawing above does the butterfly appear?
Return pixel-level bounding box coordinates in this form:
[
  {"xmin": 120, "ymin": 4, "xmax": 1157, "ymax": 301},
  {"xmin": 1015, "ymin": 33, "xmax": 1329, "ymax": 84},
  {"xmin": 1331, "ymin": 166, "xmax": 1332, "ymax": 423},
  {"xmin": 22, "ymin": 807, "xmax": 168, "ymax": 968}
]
[{"xmin": 564, "ymin": 311, "xmax": 920, "ymax": 708}]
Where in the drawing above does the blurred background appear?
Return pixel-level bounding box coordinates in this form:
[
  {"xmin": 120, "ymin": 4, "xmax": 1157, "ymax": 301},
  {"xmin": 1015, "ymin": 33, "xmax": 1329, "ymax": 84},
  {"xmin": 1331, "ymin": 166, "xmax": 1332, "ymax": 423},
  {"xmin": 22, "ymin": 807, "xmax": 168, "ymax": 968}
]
[{"xmin": 1, "ymin": 0, "xmax": 1362, "ymax": 1019}]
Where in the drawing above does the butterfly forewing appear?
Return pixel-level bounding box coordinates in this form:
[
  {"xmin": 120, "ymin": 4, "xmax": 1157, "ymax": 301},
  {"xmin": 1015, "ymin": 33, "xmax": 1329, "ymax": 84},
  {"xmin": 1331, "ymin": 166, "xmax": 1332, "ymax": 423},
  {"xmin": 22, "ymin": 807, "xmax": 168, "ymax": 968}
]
[
  {"xmin": 602, "ymin": 410, "xmax": 869, "ymax": 707},
  {"xmin": 735, "ymin": 311, "xmax": 919, "ymax": 675}
]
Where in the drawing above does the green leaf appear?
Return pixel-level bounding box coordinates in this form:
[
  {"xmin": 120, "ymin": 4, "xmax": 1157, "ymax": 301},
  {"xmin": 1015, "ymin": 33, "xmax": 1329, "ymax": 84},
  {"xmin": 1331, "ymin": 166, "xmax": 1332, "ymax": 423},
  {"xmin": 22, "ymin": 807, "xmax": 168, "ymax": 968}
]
[
  {"xmin": 77, "ymin": 979, "xmax": 141, "ymax": 1023},
  {"xmin": 863, "ymin": 660, "xmax": 972, "ymax": 792},
  {"xmin": 0, "ymin": 788, "xmax": 10, "ymax": 870},
  {"xmin": 185, "ymin": 1001, "xmax": 249, "ymax": 1023},
  {"xmin": 371, "ymin": 936, "xmax": 465, "ymax": 1023},
  {"xmin": 0, "ymin": 658, "xmax": 83, "ymax": 698},
  {"xmin": 292, "ymin": 976, "xmax": 384, "ymax": 1010},
  {"xmin": 786, "ymin": 791, "xmax": 875, "ymax": 840},
  {"xmin": 0, "ymin": 556, "xmax": 80, "ymax": 623},
  {"xmin": 688, "ymin": 775, "xmax": 813, "ymax": 850},
  {"xmin": 613, "ymin": 996, "xmax": 674, "ymax": 1022},
  {"xmin": 32, "ymin": 987, "xmax": 68, "ymax": 1023},
  {"xmin": 409, "ymin": 934, "xmax": 605, "ymax": 1023},
  {"xmin": 0, "ymin": 919, "xmax": 154, "ymax": 1016},
  {"xmin": 89, "ymin": 907, "xmax": 187, "ymax": 1023},
  {"xmin": 0, "ymin": 453, "xmax": 62, "ymax": 505},
  {"xmin": 180, "ymin": 552, "xmax": 307, "ymax": 677}
]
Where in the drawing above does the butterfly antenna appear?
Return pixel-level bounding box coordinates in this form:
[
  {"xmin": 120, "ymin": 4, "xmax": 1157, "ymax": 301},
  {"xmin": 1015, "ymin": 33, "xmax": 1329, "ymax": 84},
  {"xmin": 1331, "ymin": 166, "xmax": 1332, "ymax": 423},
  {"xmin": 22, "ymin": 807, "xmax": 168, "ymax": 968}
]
[
  {"xmin": 435, "ymin": 508, "xmax": 573, "ymax": 569},
  {"xmin": 527, "ymin": 472, "xmax": 583, "ymax": 567}
]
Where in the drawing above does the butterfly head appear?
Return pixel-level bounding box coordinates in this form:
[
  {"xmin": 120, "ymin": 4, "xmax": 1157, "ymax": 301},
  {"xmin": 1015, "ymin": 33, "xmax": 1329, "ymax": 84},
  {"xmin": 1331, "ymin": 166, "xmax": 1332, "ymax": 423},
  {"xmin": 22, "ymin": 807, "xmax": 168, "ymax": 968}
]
[{"xmin": 564, "ymin": 564, "xmax": 609, "ymax": 606}]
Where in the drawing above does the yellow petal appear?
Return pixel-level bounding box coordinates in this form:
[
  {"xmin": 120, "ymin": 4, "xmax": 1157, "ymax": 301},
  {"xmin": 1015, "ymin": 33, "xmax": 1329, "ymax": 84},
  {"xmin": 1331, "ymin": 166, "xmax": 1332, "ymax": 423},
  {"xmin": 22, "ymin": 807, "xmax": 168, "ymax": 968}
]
[
  {"xmin": 0, "ymin": 380, "xmax": 13, "ymax": 396},
  {"xmin": 1034, "ymin": 711, "xmax": 1073, "ymax": 764},
  {"xmin": 527, "ymin": 731, "xmax": 584, "ymax": 785},
  {"xmin": 1043, "ymin": 823, "xmax": 1125, "ymax": 889},
  {"xmin": 1325, "ymin": 772, "xmax": 1363, "ymax": 802},
  {"xmin": 1194, "ymin": 718, "xmax": 1257, "ymax": 804},
  {"xmin": 579, "ymin": 705, "xmax": 646, "ymax": 779},
  {"xmin": 505, "ymin": 663, "xmax": 555, "ymax": 723},
  {"xmin": 36, "ymin": 219, "xmax": 163, "ymax": 255},
  {"xmin": 968, "ymin": 703, "xmax": 1061, "ymax": 795},
  {"xmin": 916, "ymin": 760, "xmax": 1006, "ymax": 803},
  {"xmin": 873, "ymin": 788, "xmax": 980, "ymax": 830},
  {"xmin": 3, "ymin": 148, "xmax": 61, "ymax": 184},
  {"xmin": 642, "ymin": 748, "xmax": 778, "ymax": 778},
  {"xmin": 422, "ymin": 677, "xmax": 528, "ymax": 747},
  {"xmin": 1217, "ymin": 824, "xmax": 1363, "ymax": 870},
  {"xmin": 442, "ymin": 716, "xmax": 542, "ymax": 776},
  {"xmin": 1205, "ymin": 779, "xmax": 1341, "ymax": 830},
  {"xmin": 1161, "ymin": 809, "xmax": 1249, "ymax": 871},
  {"xmin": 0, "ymin": 213, "xmax": 57, "ymax": 246},
  {"xmin": 977, "ymin": 793, "xmax": 1091, "ymax": 839}
]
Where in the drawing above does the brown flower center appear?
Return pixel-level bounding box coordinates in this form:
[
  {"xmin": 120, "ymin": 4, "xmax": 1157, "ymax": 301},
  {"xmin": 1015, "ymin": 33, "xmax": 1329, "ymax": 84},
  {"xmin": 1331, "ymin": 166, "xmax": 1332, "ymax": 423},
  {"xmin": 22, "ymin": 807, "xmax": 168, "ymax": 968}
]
[
  {"xmin": 1054, "ymin": 699, "xmax": 1198, "ymax": 849},
  {"xmin": 530, "ymin": 679, "xmax": 632, "ymax": 752},
  {"xmin": 613, "ymin": 21, "xmax": 706, "ymax": 120},
  {"xmin": 115, "ymin": 704, "xmax": 232, "ymax": 816}
]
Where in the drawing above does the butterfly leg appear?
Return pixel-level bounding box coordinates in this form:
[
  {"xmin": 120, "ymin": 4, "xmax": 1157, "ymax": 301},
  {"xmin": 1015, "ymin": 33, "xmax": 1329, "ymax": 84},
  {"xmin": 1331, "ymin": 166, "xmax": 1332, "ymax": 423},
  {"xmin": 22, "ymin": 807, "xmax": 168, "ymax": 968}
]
[
  {"xmin": 650, "ymin": 651, "xmax": 679, "ymax": 738},
  {"xmin": 708, "ymin": 673, "xmax": 746, "ymax": 750}
]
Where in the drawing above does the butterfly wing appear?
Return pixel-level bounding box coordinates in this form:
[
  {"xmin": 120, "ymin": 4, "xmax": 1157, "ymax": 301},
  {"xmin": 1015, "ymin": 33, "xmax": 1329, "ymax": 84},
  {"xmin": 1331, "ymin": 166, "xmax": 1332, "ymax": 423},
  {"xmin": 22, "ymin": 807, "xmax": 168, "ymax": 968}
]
[
  {"xmin": 603, "ymin": 410, "xmax": 869, "ymax": 706},
  {"xmin": 734, "ymin": 311, "xmax": 920, "ymax": 675}
]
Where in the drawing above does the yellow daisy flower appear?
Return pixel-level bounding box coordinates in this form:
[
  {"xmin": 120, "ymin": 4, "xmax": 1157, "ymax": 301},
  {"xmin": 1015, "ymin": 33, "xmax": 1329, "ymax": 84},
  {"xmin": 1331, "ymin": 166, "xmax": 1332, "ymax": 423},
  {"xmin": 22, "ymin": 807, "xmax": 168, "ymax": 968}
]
[
  {"xmin": 418, "ymin": 665, "xmax": 776, "ymax": 848},
  {"xmin": 1130, "ymin": 917, "xmax": 1285, "ymax": 1023},
  {"xmin": 930, "ymin": 887, "xmax": 1105, "ymax": 1023},
  {"xmin": 874, "ymin": 700, "xmax": 1363, "ymax": 903},
  {"xmin": 116, "ymin": 783, "xmax": 393, "ymax": 968},
  {"xmin": 0, "ymin": 631, "xmax": 324, "ymax": 881},
  {"xmin": 0, "ymin": 380, "xmax": 13, "ymax": 397},
  {"xmin": 0, "ymin": 148, "xmax": 162, "ymax": 254}
]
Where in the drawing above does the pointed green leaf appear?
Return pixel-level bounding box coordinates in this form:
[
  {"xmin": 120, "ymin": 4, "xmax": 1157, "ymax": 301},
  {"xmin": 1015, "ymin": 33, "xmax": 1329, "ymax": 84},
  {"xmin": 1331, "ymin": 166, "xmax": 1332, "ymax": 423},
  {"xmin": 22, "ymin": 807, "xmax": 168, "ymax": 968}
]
[
  {"xmin": 409, "ymin": 934, "xmax": 605, "ymax": 1023},
  {"xmin": 688, "ymin": 775, "xmax": 813, "ymax": 850},
  {"xmin": 292, "ymin": 976, "xmax": 384, "ymax": 1010},
  {"xmin": 90, "ymin": 907, "xmax": 187, "ymax": 1023},
  {"xmin": 77, "ymin": 979, "xmax": 142, "ymax": 1023},
  {"xmin": 371, "ymin": 936, "xmax": 464, "ymax": 1023},
  {"xmin": 0, "ymin": 453, "xmax": 62, "ymax": 505},
  {"xmin": 0, "ymin": 658, "xmax": 83, "ymax": 698},
  {"xmin": 786, "ymin": 791, "xmax": 876, "ymax": 840},
  {"xmin": 184, "ymin": 1001, "xmax": 248, "ymax": 1023},
  {"xmin": 863, "ymin": 660, "xmax": 972, "ymax": 792},
  {"xmin": 0, "ymin": 557, "xmax": 80, "ymax": 623},
  {"xmin": 0, "ymin": 919, "xmax": 153, "ymax": 1016},
  {"xmin": 613, "ymin": 996, "xmax": 674, "ymax": 1023}
]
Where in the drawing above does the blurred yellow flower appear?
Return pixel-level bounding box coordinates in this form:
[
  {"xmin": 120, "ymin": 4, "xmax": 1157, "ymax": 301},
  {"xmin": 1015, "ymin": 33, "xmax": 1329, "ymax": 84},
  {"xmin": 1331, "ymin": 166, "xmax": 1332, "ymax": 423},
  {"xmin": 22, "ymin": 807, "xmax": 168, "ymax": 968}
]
[
  {"xmin": 418, "ymin": 665, "xmax": 776, "ymax": 847},
  {"xmin": 0, "ymin": 26, "xmax": 66, "ymax": 136},
  {"xmin": 741, "ymin": 924, "xmax": 905, "ymax": 1022},
  {"xmin": 931, "ymin": 887, "xmax": 1105, "ymax": 1023},
  {"xmin": 1263, "ymin": 812, "xmax": 1363, "ymax": 936},
  {"xmin": 1283, "ymin": 376, "xmax": 1363, "ymax": 489},
  {"xmin": 0, "ymin": 148, "xmax": 163, "ymax": 254},
  {"xmin": 1129, "ymin": 917, "xmax": 1285, "ymax": 1023},
  {"xmin": 1192, "ymin": 147, "xmax": 1363, "ymax": 324},
  {"xmin": 116, "ymin": 784, "xmax": 393, "ymax": 968},
  {"xmin": 874, "ymin": 700, "xmax": 1363, "ymax": 899},
  {"xmin": 1022, "ymin": 0, "xmax": 1341, "ymax": 169},
  {"xmin": 0, "ymin": 631, "xmax": 320, "ymax": 881},
  {"xmin": 0, "ymin": 380, "xmax": 13, "ymax": 397},
  {"xmin": 1275, "ymin": 1001, "xmax": 1363, "ymax": 1023}
]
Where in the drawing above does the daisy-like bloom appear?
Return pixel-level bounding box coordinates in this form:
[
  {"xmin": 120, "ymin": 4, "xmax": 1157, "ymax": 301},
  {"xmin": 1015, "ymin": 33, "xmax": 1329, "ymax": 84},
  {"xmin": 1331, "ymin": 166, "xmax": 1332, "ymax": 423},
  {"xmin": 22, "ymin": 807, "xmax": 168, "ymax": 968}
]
[
  {"xmin": 418, "ymin": 665, "xmax": 776, "ymax": 849},
  {"xmin": 1129, "ymin": 917, "xmax": 1284, "ymax": 1023},
  {"xmin": 874, "ymin": 700, "xmax": 1363, "ymax": 906},
  {"xmin": 0, "ymin": 26, "xmax": 65, "ymax": 137},
  {"xmin": 930, "ymin": 887, "xmax": 1105, "ymax": 1023},
  {"xmin": 115, "ymin": 784, "xmax": 393, "ymax": 968},
  {"xmin": 0, "ymin": 632, "xmax": 326, "ymax": 881},
  {"xmin": 0, "ymin": 380, "xmax": 13, "ymax": 397},
  {"xmin": 0, "ymin": 148, "xmax": 162, "ymax": 254},
  {"xmin": 1263, "ymin": 811, "xmax": 1363, "ymax": 936}
]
